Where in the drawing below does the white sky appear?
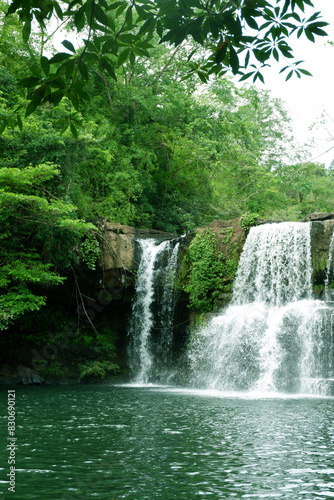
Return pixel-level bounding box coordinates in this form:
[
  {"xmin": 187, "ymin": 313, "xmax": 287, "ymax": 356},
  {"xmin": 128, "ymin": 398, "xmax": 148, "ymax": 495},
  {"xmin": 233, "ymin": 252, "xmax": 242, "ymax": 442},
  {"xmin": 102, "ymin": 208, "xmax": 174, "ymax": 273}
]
[{"xmin": 254, "ymin": 0, "xmax": 334, "ymax": 166}]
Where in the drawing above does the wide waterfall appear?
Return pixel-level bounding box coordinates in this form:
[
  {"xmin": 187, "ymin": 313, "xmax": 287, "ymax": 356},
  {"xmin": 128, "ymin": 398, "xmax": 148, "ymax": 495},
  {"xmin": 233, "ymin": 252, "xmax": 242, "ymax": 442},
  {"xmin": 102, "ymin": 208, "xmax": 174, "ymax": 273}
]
[
  {"xmin": 189, "ymin": 222, "xmax": 334, "ymax": 395},
  {"xmin": 128, "ymin": 238, "xmax": 180, "ymax": 383}
]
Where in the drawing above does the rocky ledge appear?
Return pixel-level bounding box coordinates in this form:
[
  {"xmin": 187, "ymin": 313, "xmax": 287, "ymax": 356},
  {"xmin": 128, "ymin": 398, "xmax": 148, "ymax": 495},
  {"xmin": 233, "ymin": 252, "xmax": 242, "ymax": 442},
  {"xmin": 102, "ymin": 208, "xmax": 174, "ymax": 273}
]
[{"xmin": 101, "ymin": 221, "xmax": 176, "ymax": 271}]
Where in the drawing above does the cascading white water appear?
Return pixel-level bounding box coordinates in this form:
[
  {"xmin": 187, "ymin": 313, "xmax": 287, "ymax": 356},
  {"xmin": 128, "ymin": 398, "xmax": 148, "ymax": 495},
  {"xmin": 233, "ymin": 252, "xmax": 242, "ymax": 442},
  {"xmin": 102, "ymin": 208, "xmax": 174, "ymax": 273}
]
[
  {"xmin": 233, "ymin": 222, "xmax": 312, "ymax": 305},
  {"xmin": 189, "ymin": 222, "xmax": 334, "ymax": 395},
  {"xmin": 128, "ymin": 239, "xmax": 166, "ymax": 383},
  {"xmin": 128, "ymin": 238, "xmax": 179, "ymax": 383},
  {"xmin": 155, "ymin": 242, "xmax": 180, "ymax": 368}
]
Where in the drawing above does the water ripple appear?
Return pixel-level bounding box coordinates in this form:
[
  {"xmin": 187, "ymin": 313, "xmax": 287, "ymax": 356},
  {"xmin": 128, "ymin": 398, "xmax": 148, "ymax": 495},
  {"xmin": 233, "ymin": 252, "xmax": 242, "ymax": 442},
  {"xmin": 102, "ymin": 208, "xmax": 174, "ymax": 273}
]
[{"xmin": 0, "ymin": 385, "xmax": 333, "ymax": 499}]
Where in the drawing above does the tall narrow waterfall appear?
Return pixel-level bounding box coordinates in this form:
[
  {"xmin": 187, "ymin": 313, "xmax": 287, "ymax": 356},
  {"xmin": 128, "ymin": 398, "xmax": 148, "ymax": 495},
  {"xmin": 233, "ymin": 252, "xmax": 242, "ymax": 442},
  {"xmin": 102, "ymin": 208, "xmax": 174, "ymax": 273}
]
[
  {"xmin": 189, "ymin": 222, "xmax": 334, "ymax": 395},
  {"xmin": 128, "ymin": 238, "xmax": 180, "ymax": 383}
]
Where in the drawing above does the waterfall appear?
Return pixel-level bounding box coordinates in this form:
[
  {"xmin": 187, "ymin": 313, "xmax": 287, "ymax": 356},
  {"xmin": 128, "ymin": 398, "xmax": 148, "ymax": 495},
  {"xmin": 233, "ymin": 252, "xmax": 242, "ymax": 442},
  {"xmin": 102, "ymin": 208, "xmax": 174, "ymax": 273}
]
[
  {"xmin": 189, "ymin": 222, "xmax": 334, "ymax": 395},
  {"xmin": 155, "ymin": 242, "xmax": 180, "ymax": 368},
  {"xmin": 128, "ymin": 238, "xmax": 180, "ymax": 383},
  {"xmin": 233, "ymin": 222, "xmax": 312, "ymax": 306}
]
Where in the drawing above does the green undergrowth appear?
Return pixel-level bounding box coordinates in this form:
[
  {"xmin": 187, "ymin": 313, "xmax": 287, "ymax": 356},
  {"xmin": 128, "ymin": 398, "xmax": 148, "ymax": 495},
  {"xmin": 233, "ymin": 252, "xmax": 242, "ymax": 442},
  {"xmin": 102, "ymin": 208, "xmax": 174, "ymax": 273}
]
[
  {"xmin": 78, "ymin": 360, "xmax": 120, "ymax": 382},
  {"xmin": 33, "ymin": 359, "xmax": 69, "ymax": 380},
  {"xmin": 240, "ymin": 213, "xmax": 260, "ymax": 233}
]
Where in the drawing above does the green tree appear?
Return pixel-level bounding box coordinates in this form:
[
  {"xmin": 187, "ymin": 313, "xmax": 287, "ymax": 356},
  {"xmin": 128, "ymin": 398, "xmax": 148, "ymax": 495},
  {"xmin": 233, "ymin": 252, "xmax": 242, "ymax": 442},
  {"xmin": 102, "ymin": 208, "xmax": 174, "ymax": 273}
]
[
  {"xmin": 271, "ymin": 161, "xmax": 334, "ymax": 219},
  {"xmin": 0, "ymin": 0, "xmax": 38, "ymax": 78},
  {"xmin": 183, "ymin": 229, "xmax": 226, "ymax": 312},
  {"xmin": 192, "ymin": 80, "xmax": 298, "ymax": 219},
  {"xmin": 0, "ymin": 163, "xmax": 97, "ymax": 329}
]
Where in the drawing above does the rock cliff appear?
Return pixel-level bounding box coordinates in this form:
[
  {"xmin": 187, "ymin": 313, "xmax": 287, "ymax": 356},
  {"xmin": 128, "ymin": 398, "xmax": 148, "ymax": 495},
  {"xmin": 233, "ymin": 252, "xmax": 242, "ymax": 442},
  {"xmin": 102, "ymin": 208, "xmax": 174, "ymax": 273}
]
[
  {"xmin": 101, "ymin": 221, "xmax": 176, "ymax": 271},
  {"xmin": 100, "ymin": 213, "xmax": 334, "ymax": 303},
  {"xmin": 309, "ymin": 219, "xmax": 334, "ymax": 289}
]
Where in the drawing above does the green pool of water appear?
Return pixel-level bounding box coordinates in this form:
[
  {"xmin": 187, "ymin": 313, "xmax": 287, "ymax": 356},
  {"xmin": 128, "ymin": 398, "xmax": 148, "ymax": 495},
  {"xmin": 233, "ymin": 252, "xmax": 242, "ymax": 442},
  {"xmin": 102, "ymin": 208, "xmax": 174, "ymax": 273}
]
[{"xmin": 1, "ymin": 385, "xmax": 334, "ymax": 499}]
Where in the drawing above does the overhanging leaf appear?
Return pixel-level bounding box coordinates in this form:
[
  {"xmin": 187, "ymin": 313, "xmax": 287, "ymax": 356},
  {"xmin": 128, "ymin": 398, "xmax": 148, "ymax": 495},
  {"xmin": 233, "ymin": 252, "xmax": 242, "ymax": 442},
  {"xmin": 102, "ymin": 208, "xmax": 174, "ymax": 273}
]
[
  {"xmin": 0, "ymin": 121, "xmax": 6, "ymax": 134},
  {"xmin": 16, "ymin": 114, "xmax": 23, "ymax": 131},
  {"xmin": 25, "ymin": 100, "xmax": 40, "ymax": 118},
  {"xmin": 22, "ymin": 20, "xmax": 31, "ymax": 42},
  {"xmin": 94, "ymin": 3, "xmax": 110, "ymax": 26},
  {"xmin": 62, "ymin": 40, "xmax": 76, "ymax": 53},
  {"xmin": 49, "ymin": 52, "xmax": 73, "ymax": 64},
  {"xmin": 286, "ymin": 70, "xmax": 293, "ymax": 81},
  {"xmin": 19, "ymin": 76, "xmax": 40, "ymax": 88},
  {"xmin": 215, "ymin": 40, "xmax": 228, "ymax": 64},
  {"xmin": 40, "ymin": 56, "xmax": 50, "ymax": 76},
  {"xmin": 70, "ymin": 122, "xmax": 78, "ymax": 139},
  {"xmin": 78, "ymin": 61, "xmax": 89, "ymax": 80},
  {"xmin": 6, "ymin": 0, "xmax": 23, "ymax": 16},
  {"xmin": 229, "ymin": 46, "xmax": 239, "ymax": 74},
  {"xmin": 117, "ymin": 48, "xmax": 130, "ymax": 67}
]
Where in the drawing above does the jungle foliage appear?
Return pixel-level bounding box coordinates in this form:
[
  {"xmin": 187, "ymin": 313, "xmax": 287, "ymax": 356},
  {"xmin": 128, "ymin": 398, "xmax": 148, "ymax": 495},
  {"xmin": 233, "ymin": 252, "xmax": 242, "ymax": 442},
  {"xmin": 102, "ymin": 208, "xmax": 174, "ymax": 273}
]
[{"xmin": 183, "ymin": 228, "xmax": 240, "ymax": 311}]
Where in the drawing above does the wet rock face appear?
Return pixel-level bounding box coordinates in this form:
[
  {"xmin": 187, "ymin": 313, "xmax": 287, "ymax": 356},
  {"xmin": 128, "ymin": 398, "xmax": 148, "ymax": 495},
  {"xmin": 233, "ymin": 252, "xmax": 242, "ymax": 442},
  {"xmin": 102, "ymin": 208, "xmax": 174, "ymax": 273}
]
[
  {"xmin": 197, "ymin": 218, "xmax": 246, "ymax": 258},
  {"xmin": 102, "ymin": 223, "xmax": 136, "ymax": 271},
  {"xmin": 310, "ymin": 219, "xmax": 334, "ymax": 285},
  {"xmin": 303, "ymin": 212, "xmax": 334, "ymax": 222}
]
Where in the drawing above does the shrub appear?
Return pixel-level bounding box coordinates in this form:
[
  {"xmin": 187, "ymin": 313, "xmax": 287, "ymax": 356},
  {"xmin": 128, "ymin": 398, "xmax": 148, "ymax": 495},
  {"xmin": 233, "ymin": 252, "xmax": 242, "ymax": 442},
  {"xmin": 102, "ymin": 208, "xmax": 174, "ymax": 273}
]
[
  {"xmin": 240, "ymin": 213, "xmax": 260, "ymax": 233},
  {"xmin": 183, "ymin": 229, "xmax": 225, "ymax": 312},
  {"xmin": 78, "ymin": 360, "xmax": 119, "ymax": 382}
]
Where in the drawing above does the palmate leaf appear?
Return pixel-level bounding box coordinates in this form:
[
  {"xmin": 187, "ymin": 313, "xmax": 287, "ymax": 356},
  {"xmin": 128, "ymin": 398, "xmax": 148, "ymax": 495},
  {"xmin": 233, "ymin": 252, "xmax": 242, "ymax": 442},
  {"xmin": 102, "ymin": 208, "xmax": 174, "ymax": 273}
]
[
  {"xmin": 19, "ymin": 76, "xmax": 41, "ymax": 88},
  {"xmin": 117, "ymin": 48, "xmax": 131, "ymax": 67},
  {"xmin": 6, "ymin": 0, "xmax": 23, "ymax": 16},
  {"xmin": 108, "ymin": 1, "xmax": 126, "ymax": 11},
  {"xmin": 94, "ymin": 3, "xmax": 110, "ymax": 26},
  {"xmin": 286, "ymin": 70, "xmax": 294, "ymax": 81},
  {"xmin": 75, "ymin": 6, "xmax": 86, "ymax": 31},
  {"xmin": 308, "ymin": 27, "xmax": 328, "ymax": 37},
  {"xmin": 102, "ymin": 38, "xmax": 117, "ymax": 54},
  {"xmin": 16, "ymin": 113, "xmax": 23, "ymax": 131},
  {"xmin": 138, "ymin": 17, "xmax": 156, "ymax": 36},
  {"xmin": 78, "ymin": 61, "xmax": 89, "ymax": 80},
  {"xmin": 305, "ymin": 30, "xmax": 315, "ymax": 42},
  {"xmin": 253, "ymin": 71, "xmax": 264, "ymax": 83},
  {"xmin": 0, "ymin": 121, "xmax": 6, "ymax": 135},
  {"xmin": 100, "ymin": 57, "xmax": 117, "ymax": 79},
  {"xmin": 245, "ymin": 15, "xmax": 258, "ymax": 30},
  {"xmin": 239, "ymin": 71, "xmax": 255, "ymax": 82},
  {"xmin": 54, "ymin": 1, "xmax": 63, "ymax": 20},
  {"xmin": 298, "ymin": 68, "xmax": 312, "ymax": 76}
]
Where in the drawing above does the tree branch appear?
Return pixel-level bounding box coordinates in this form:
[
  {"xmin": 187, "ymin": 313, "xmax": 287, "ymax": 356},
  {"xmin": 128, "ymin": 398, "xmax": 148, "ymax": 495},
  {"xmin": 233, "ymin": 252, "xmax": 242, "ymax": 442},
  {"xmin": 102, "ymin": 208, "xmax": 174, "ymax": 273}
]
[{"xmin": 154, "ymin": 44, "xmax": 183, "ymax": 81}]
